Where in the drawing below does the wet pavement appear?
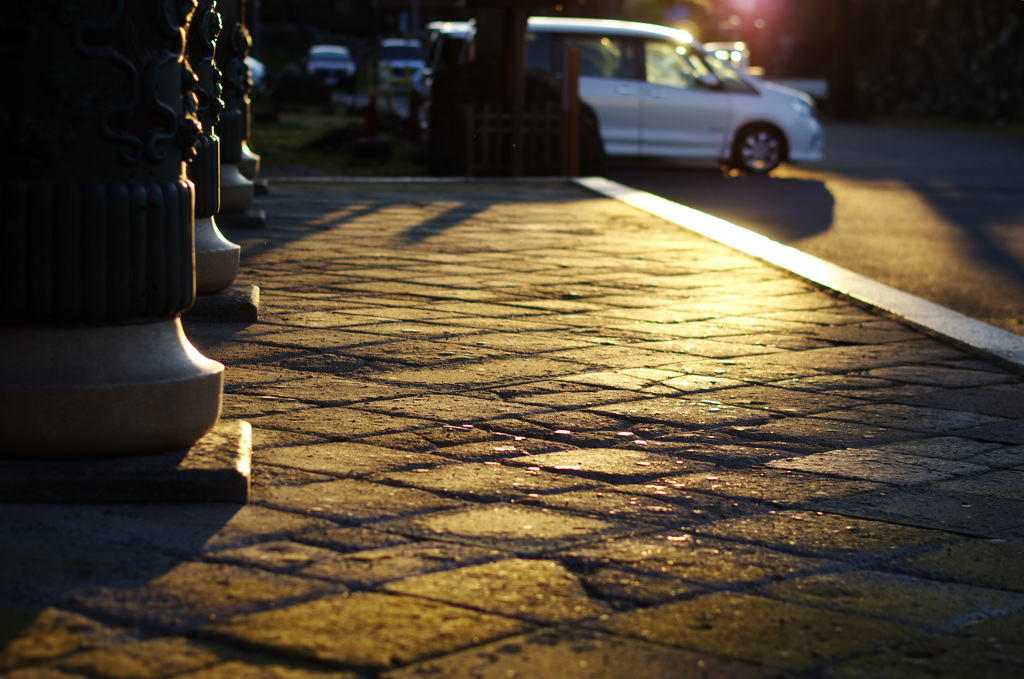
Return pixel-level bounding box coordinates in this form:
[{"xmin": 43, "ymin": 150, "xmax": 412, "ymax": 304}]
[{"xmin": 4, "ymin": 179, "xmax": 1024, "ymax": 677}]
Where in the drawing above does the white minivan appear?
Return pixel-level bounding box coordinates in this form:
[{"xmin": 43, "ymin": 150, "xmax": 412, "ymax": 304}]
[{"xmin": 525, "ymin": 17, "xmax": 824, "ymax": 173}]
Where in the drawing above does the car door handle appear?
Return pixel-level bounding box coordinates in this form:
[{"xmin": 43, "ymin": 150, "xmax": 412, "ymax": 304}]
[
  {"xmin": 646, "ymin": 88, "xmax": 666, "ymax": 99},
  {"xmin": 614, "ymin": 86, "xmax": 637, "ymax": 96}
]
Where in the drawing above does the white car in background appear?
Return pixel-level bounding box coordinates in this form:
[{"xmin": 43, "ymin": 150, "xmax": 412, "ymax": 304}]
[
  {"xmin": 525, "ymin": 17, "xmax": 823, "ymax": 173},
  {"xmin": 307, "ymin": 44, "xmax": 356, "ymax": 89},
  {"xmin": 376, "ymin": 38, "xmax": 425, "ymax": 92}
]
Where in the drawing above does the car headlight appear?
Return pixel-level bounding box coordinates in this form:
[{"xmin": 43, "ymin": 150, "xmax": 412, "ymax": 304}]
[{"xmin": 790, "ymin": 98, "xmax": 816, "ymax": 119}]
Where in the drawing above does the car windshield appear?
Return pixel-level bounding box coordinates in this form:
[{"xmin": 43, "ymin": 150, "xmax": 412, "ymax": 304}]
[
  {"xmin": 699, "ymin": 48, "xmax": 756, "ymax": 93},
  {"xmin": 314, "ymin": 54, "xmax": 352, "ymax": 63},
  {"xmin": 381, "ymin": 45, "xmax": 422, "ymax": 60}
]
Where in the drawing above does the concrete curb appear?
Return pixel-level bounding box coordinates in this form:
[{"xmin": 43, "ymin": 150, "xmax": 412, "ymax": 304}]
[{"xmin": 577, "ymin": 176, "xmax": 1024, "ymax": 373}]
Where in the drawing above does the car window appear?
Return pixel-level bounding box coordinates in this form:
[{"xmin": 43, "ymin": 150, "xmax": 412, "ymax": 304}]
[
  {"xmin": 562, "ymin": 34, "xmax": 638, "ymax": 79},
  {"xmin": 381, "ymin": 46, "xmax": 422, "ymax": 60},
  {"xmin": 526, "ymin": 31, "xmax": 554, "ymax": 71},
  {"xmin": 644, "ymin": 40, "xmax": 710, "ymax": 88}
]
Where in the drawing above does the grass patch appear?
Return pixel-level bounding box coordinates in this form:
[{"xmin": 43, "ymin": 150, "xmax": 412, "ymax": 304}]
[{"xmin": 249, "ymin": 102, "xmax": 428, "ymax": 176}]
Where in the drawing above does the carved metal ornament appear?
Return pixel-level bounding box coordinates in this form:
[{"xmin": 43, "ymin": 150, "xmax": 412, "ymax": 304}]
[{"xmin": 0, "ymin": 0, "xmax": 204, "ymax": 325}]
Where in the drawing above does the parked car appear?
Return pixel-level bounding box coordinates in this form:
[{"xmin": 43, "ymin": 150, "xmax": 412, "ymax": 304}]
[
  {"xmin": 376, "ymin": 38, "xmax": 425, "ymax": 92},
  {"xmin": 306, "ymin": 44, "xmax": 356, "ymax": 89},
  {"xmin": 523, "ymin": 17, "xmax": 823, "ymax": 173}
]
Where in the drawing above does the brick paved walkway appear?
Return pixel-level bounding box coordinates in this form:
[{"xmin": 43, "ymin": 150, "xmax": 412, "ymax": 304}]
[{"xmin": 4, "ymin": 180, "xmax": 1024, "ymax": 678}]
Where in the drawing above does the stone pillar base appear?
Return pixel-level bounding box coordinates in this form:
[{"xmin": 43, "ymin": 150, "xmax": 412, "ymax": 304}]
[
  {"xmin": 0, "ymin": 319, "xmax": 224, "ymax": 459},
  {"xmin": 0, "ymin": 420, "xmax": 251, "ymax": 502},
  {"xmin": 220, "ymin": 163, "xmax": 255, "ymax": 214},
  {"xmin": 195, "ymin": 216, "xmax": 242, "ymax": 295},
  {"xmin": 239, "ymin": 141, "xmax": 261, "ymax": 179}
]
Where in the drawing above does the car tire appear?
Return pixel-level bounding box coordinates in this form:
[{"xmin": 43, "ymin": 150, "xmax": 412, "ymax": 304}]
[{"xmin": 732, "ymin": 124, "xmax": 785, "ymax": 174}]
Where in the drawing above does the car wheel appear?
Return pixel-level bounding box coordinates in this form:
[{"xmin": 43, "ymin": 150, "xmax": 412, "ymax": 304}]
[{"xmin": 732, "ymin": 125, "xmax": 785, "ymax": 174}]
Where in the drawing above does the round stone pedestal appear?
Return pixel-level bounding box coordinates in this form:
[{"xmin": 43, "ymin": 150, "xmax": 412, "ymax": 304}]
[
  {"xmin": 238, "ymin": 141, "xmax": 261, "ymax": 179},
  {"xmin": 220, "ymin": 163, "xmax": 254, "ymax": 215},
  {"xmin": 195, "ymin": 216, "xmax": 242, "ymax": 295},
  {"xmin": 0, "ymin": 320, "xmax": 224, "ymax": 459}
]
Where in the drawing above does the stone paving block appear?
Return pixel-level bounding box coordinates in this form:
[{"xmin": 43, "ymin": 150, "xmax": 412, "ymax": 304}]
[
  {"xmin": 202, "ymin": 592, "xmax": 527, "ymax": 672},
  {"xmin": 599, "ymin": 591, "xmax": 921, "ymax": 669},
  {"xmin": 636, "ymin": 441, "xmax": 791, "ymax": 468},
  {"xmin": 451, "ymin": 331, "xmax": 598, "ymax": 353},
  {"xmin": 699, "ymin": 384, "xmax": 866, "ymax": 416},
  {"xmin": 256, "ymin": 478, "xmax": 464, "ymax": 525},
  {"xmin": 336, "ymin": 339, "xmax": 515, "ymax": 367},
  {"xmin": 55, "ymin": 636, "xmax": 221, "ymax": 679},
  {"xmin": 237, "ymin": 374, "xmax": 425, "ymax": 407},
  {"xmin": 379, "ymin": 461, "xmax": 598, "ymax": 501},
  {"xmin": 761, "ymin": 568, "xmax": 1024, "ymax": 628},
  {"xmin": 862, "ymin": 365, "xmax": 1018, "ymax": 388},
  {"xmin": 425, "ymin": 436, "xmax": 574, "ymax": 462},
  {"xmin": 503, "ymin": 448, "xmax": 716, "ymax": 482},
  {"xmin": 635, "ymin": 337, "xmax": 783, "ymax": 359},
  {"xmin": 66, "ymin": 561, "xmax": 336, "ymax": 633},
  {"xmin": 968, "ymin": 445, "xmax": 1024, "ymax": 468},
  {"xmin": 247, "ymin": 407, "xmax": 434, "ymax": 442},
  {"xmin": 658, "ymin": 468, "xmax": 885, "ymax": 505},
  {"xmin": 0, "ymin": 608, "xmax": 123, "ymax": 671},
  {"xmin": 562, "ymin": 533, "xmax": 832, "ymax": 586},
  {"xmin": 953, "ymin": 419, "xmax": 1024, "ymax": 444},
  {"xmin": 576, "ymin": 567, "xmax": 705, "ymax": 606},
  {"xmin": 895, "ymin": 538, "xmax": 1024, "ymax": 592},
  {"xmin": 824, "ymin": 487, "xmax": 1024, "ymax": 536},
  {"xmin": 696, "ymin": 509, "xmax": 954, "ymax": 560},
  {"xmin": 375, "ymin": 357, "xmax": 580, "ymax": 387},
  {"xmin": 810, "ymin": 403, "xmax": 1004, "ymax": 434},
  {"xmin": 866, "ymin": 436, "xmax": 1003, "ymax": 461},
  {"xmin": 178, "ymin": 659, "xmax": 359, "ymax": 678},
  {"xmin": 545, "ymin": 345, "xmax": 688, "ymax": 370},
  {"xmin": 213, "ymin": 539, "xmax": 500, "ymax": 589},
  {"xmin": 382, "ymin": 627, "xmax": 770, "ymax": 679},
  {"xmin": 822, "ymin": 614, "xmax": 1024, "ymax": 678},
  {"xmin": 289, "ymin": 524, "xmax": 412, "ymax": 554},
  {"xmin": 766, "ymin": 448, "xmax": 989, "ymax": 485},
  {"xmin": 379, "ymin": 504, "xmax": 625, "ymax": 555},
  {"xmin": 727, "ymin": 417, "xmax": 923, "ymax": 449},
  {"xmin": 411, "ymin": 424, "xmax": 496, "ymax": 447},
  {"xmin": 903, "ymin": 385, "xmax": 1024, "ymax": 421},
  {"xmin": 931, "ymin": 470, "xmax": 1024, "ymax": 501},
  {"xmin": 714, "ymin": 332, "xmax": 834, "ymax": 352},
  {"xmin": 591, "ymin": 397, "xmax": 774, "ymax": 429},
  {"xmin": 249, "ymin": 429, "xmax": 329, "ymax": 451},
  {"xmin": 522, "ymin": 487, "xmax": 755, "ymax": 528},
  {"xmin": 521, "ymin": 409, "xmax": 633, "ymax": 434},
  {"xmin": 353, "ymin": 393, "xmax": 548, "ymax": 423},
  {"xmin": 252, "ymin": 329, "xmax": 380, "ymax": 351},
  {"xmin": 0, "ymin": 524, "xmax": 178, "ymax": 603},
  {"xmin": 221, "ymin": 395, "xmax": 313, "ymax": 420},
  {"xmin": 508, "ymin": 388, "xmax": 649, "ymax": 409},
  {"xmin": 257, "ymin": 442, "xmax": 441, "ymax": 478},
  {"xmin": 767, "ymin": 373, "xmax": 942, "ymax": 402},
  {"xmin": 384, "ymin": 558, "xmax": 610, "ymax": 623}
]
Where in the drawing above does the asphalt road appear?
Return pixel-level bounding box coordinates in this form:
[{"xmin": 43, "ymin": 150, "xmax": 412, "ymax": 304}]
[{"xmin": 608, "ymin": 123, "xmax": 1024, "ymax": 336}]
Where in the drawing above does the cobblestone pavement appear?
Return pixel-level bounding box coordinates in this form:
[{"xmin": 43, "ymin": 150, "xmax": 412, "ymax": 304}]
[{"xmin": 5, "ymin": 180, "xmax": 1024, "ymax": 678}]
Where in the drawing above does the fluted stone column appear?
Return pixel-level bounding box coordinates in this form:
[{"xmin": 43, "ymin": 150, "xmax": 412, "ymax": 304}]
[
  {"xmin": 0, "ymin": 1, "xmax": 224, "ymax": 458},
  {"xmin": 215, "ymin": 0, "xmax": 255, "ymax": 214},
  {"xmin": 187, "ymin": 0, "xmax": 241, "ymax": 295}
]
